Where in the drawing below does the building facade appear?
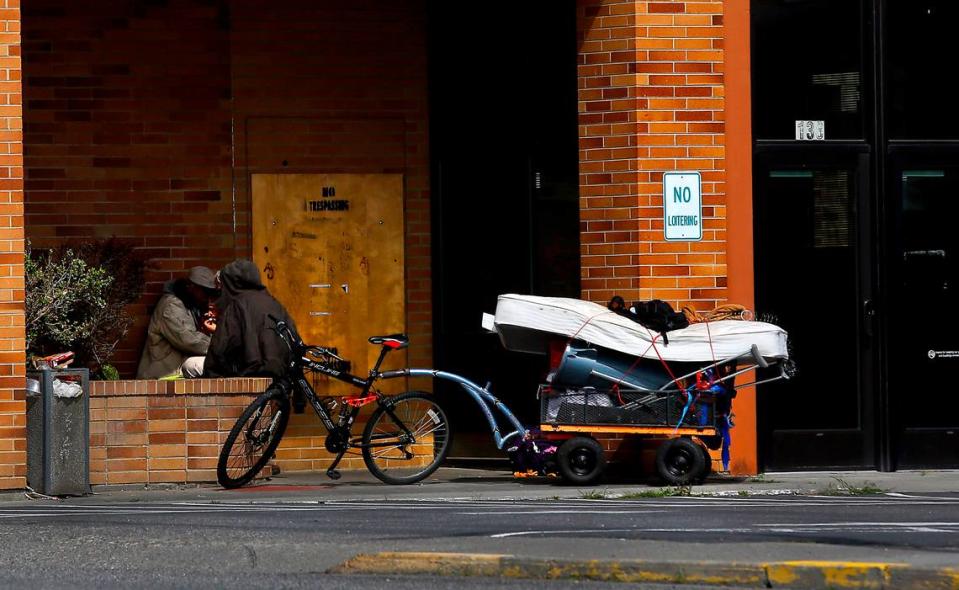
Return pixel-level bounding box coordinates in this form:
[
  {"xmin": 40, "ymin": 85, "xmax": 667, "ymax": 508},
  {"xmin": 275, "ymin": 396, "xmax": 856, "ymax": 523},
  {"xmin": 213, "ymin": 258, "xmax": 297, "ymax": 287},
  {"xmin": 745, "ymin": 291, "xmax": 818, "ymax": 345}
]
[{"xmin": 0, "ymin": 0, "xmax": 953, "ymax": 490}]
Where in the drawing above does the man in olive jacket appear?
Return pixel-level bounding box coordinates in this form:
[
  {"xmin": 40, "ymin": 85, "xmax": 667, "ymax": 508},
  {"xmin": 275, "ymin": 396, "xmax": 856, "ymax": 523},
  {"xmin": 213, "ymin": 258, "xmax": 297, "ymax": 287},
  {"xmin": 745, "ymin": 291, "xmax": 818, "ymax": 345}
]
[{"xmin": 136, "ymin": 267, "xmax": 218, "ymax": 379}]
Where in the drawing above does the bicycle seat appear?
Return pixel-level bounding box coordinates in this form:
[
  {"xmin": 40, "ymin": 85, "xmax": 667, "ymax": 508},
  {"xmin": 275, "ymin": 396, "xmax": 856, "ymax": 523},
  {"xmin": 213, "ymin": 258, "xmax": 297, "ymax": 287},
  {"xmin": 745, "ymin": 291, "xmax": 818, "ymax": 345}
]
[{"xmin": 368, "ymin": 334, "xmax": 409, "ymax": 350}]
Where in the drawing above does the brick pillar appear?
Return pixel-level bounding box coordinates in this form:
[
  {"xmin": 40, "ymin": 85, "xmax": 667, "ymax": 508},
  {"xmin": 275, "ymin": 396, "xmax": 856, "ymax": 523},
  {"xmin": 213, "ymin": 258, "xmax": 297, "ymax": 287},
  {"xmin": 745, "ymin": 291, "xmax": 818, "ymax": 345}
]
[
  {"xmin": 577, "ymin": 0, "xmax": 758, "ymax": 475},
  {"xmin": 577, "ymin": 0, "xmax": 727, "ymax": 310},
  {"xmin": 0, "ymin": 0, "xmax": 24, "ymax": 490}
]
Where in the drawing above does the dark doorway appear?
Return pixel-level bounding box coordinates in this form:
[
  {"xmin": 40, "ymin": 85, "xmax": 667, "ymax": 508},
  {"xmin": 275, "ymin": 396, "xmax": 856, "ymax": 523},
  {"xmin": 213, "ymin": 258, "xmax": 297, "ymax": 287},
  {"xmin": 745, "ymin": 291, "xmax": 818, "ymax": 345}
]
[
  {"xmin": 886, "ymin": 153, "xmax": 959, "ymax": 468},
  {"xmin": 751, "ymin": 0, "xmax": 878, "ymax": 470},
  {"xmin": 753, "ymin": 150, "xmax": 877, "ymax": 469},
  {"xmin": 884, "ymin": 1, "xmax": 959, "ymax": 467},
  {"xmin": 752, "ymin": 0, "xmax": 959, "ymax": 470},
  {"xmin": 427, "ymin": 2, "xmax": 581, "ymax": 456}
]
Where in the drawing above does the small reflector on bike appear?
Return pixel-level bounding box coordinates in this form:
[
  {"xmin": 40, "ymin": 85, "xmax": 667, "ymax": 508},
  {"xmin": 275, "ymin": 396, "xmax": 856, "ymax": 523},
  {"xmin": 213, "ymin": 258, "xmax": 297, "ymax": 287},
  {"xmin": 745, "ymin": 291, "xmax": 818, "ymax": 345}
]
[{"xmin": 427, "ymin": 409, "xmax": 440, "ymax": 424}]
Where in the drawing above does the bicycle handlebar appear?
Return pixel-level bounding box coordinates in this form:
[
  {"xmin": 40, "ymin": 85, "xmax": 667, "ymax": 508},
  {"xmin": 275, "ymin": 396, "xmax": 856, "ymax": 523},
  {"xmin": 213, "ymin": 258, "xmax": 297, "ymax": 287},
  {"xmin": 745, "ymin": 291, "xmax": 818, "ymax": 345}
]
[
  {"xmin": 268, "ymin": 314, "xmax": 300, "ymax": 354},
  {"xmin": 267, "ymin": 314, "xmax": 344, "ymax": 364}
]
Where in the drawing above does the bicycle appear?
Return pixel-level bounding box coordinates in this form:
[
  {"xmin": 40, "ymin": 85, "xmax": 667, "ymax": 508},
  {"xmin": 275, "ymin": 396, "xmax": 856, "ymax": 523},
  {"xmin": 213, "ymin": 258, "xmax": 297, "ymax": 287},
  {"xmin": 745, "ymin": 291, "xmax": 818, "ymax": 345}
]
[{"xmin": 216, "ymin": 316, "xmax": 452, "ymax": 488}]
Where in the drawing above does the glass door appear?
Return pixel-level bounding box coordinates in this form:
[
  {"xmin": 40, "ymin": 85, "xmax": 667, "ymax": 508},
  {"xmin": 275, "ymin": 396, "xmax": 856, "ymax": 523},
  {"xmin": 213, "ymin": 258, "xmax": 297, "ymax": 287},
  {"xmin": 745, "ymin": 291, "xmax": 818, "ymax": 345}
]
[
  {"xmin": 754, "ymin": 149, "xmax": 877, "ymax": 469},
  {"xmin": 752, "ymin": 0, "xmax": 959, "ymax": 470},
  {"xmin": 886, "ymin": 155, "xmax": 959, "ymax": 468}
]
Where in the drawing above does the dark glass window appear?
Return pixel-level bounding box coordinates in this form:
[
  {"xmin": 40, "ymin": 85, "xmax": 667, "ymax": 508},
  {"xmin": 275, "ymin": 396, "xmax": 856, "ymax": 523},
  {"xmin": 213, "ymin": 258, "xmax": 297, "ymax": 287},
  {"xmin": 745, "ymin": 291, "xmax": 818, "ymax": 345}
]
[
  {"xmin": 753, "ymin": 0, "xmax": 864, "ymax": 140},
  {"xmin": 891, "ymin": 168, "xmax": 959, "ymax": 428},
  {"xmin": 755, "ymin": 169, "xmax": 860, "ymax": 429},
  {"xmin": 886, "ymin": 2, "xmax": 959, "ymax": 139}
]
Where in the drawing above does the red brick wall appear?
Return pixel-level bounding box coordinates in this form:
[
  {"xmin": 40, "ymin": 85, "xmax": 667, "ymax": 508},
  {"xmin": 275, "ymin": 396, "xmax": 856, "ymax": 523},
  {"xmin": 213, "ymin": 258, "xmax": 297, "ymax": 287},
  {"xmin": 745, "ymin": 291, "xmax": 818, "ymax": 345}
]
[
  {"xmin": 22, "ymin": 0, "xmax": 431, "ymax": 375},
  {"xmin": 22, "ymin": 1, "xmax": 235, "ymax": 377},
  {"xmin": 576, "ymin": 0, "xmax": 760, "ymax": 475},
  {"xmin": 0, "ymin": 0, "xmax": 24, "ymax": 491},
  {"xmin": 577, "ymin": 0, "xmax": 727, "ymax": 311},
  {"xmin": 229, "ymin": 0, "xmax": 432, "ymax": 368},
  {"xmin": 89, "ymin": 379, "xmax": 268, "ymax": 485},
  {"xmin": 88, "ymin": 379, "xmax": 407, "ymax": 485}
]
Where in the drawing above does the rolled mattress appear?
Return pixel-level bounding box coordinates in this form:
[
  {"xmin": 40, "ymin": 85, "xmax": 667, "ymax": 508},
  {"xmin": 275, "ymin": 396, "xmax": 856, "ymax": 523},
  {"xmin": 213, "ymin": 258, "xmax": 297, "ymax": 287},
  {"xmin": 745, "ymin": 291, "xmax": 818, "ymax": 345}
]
[{"xmin": 491, "ymin": 294, "xmax": 788, "ymax": 363}]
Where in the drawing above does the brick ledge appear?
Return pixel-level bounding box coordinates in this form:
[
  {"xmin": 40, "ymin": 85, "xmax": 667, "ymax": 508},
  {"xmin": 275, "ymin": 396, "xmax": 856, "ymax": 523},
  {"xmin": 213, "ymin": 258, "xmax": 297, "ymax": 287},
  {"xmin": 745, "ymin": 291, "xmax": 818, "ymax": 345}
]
[{"xmin": 89, "ymin": 378, "xmax": 273, "ymax": 396}]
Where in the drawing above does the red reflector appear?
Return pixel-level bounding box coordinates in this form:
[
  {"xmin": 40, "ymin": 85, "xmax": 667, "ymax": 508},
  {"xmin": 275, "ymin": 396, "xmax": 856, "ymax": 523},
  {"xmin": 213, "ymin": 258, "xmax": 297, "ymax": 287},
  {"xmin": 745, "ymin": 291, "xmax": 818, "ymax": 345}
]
[
  {"xmin": 548, "ymin": 338, "xmax": 566, "ymax": 370},
  {"xmin": 385, "ymin": 340, "xmax": 401, "ymax": 349}
]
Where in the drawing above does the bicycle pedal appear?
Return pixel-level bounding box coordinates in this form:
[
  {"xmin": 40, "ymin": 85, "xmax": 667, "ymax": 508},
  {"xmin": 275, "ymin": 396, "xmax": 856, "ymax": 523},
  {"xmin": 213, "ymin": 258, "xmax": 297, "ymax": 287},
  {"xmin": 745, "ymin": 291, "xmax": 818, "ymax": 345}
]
[{"xmin": 326, "ymin": 469, "xmax": 341, "ymax": 480}]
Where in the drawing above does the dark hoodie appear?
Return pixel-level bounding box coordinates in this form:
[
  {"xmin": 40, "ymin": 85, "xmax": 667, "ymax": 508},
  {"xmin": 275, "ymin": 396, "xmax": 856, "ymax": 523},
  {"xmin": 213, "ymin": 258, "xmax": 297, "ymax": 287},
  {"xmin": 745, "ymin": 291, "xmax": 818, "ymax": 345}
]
[{"xmin": 203, "ymin": 260, "xmax": 298, "ymax": 378}]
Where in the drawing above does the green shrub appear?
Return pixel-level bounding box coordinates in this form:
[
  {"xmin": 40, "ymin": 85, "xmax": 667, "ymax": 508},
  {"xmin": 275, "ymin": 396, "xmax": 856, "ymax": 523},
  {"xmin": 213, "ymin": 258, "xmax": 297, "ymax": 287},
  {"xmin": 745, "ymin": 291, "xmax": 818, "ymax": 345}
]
[
  {"xmin": 26, "ymin": 239, "xmax": 147, "ymax": 379},
  {"xmin": 26, "ymin": 249, "xmax": 111, "ymax": 353}
]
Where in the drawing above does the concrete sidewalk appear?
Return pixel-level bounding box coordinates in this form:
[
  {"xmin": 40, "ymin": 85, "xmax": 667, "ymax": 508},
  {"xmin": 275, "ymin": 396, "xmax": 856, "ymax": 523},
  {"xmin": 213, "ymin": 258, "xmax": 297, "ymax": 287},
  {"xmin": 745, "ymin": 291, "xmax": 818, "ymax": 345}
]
[{"xmin": 4, "ymin": 465, "xmax": 956, "ymax": 504}]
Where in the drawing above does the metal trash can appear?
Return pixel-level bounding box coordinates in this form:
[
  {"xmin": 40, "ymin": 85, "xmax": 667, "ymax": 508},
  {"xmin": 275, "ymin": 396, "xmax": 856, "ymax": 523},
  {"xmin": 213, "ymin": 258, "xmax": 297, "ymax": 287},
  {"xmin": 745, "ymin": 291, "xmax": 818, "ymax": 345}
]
[{"xmin": 26, "ymin": 368, "xmax": 91, "ymax": 496}]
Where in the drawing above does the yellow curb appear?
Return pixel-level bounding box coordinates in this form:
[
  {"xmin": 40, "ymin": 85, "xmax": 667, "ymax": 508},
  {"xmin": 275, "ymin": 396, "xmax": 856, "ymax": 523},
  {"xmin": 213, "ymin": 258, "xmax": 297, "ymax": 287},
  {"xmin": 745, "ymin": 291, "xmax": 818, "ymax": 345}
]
[
  {"xmin": 330, "ymin": 552, "xmax": 959, "ymax": 589},
  {"xmin": 765, "ymin": 561, "xmax": 905, "ymax": 589},
  {"xmin": 331, "ymin": 552, "xmax": 763, "ymax": 586},
  {"xmin": 331, "ymin": 552, "xmax": 507, "ymax": 578}
]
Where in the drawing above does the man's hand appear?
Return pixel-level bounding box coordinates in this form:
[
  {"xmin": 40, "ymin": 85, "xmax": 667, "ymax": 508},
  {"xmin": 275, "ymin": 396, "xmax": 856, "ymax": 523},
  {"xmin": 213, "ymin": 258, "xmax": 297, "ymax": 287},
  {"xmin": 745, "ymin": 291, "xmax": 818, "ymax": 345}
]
[{"xmin": 201, "ymin": 317, "xmax": 217, "ymax": 334}]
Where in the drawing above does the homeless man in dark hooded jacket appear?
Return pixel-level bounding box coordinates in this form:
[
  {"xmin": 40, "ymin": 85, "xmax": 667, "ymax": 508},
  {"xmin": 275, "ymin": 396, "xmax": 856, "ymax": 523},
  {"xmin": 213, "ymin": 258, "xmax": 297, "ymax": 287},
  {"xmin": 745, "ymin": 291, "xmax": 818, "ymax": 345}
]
[{"xmin": 202, "ymin": 259, "xmax": 299, "ymax": 378}]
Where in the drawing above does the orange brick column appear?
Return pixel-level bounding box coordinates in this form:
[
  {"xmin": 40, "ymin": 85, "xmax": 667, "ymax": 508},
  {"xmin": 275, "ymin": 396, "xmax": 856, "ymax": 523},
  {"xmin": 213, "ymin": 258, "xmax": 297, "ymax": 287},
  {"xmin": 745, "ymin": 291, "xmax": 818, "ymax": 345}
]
[
  {"xmin": 577, "ymin": 0, "xmax": 726, "ymax": 308},
  {"xmin": 577, "ymin": 0, "xmax": 757, "ymax": 474},
  {"xmin": 0, "ymin": 1, "xmax": 24, "ymax": 490},
  {"xmin": 724, "ymin": 0, "xmax": 757, "ymax": 474}
]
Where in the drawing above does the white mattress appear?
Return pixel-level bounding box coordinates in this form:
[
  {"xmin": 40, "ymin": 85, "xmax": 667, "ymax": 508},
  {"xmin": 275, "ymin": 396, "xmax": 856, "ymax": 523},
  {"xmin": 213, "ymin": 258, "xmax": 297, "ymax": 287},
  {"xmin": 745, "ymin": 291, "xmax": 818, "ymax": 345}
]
[{"xmin": 490, "ymin": 294, "xmax": 789, "ymax": 363}]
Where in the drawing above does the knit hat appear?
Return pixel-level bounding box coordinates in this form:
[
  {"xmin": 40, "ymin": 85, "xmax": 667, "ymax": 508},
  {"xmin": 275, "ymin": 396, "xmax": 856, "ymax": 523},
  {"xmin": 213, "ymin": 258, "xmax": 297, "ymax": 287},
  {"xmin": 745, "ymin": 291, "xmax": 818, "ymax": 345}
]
[{"xmin": 187, "ymin": 266, "xmax": 217, "ymax": 290}]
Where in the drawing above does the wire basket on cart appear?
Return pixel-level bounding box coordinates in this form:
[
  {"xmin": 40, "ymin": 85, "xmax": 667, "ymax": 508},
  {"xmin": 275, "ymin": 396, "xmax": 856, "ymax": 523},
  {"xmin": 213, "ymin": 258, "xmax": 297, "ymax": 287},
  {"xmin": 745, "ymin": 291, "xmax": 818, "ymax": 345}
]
[{"xmin": 539, "ymin": 385, "xmax": 716, "ymax": 429}]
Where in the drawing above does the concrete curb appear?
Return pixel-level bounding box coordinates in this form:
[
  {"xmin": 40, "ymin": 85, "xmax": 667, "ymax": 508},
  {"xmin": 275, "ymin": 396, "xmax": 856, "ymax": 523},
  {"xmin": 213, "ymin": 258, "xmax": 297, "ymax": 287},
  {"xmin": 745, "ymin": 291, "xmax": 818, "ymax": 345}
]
[{"xmin": 330, "ymin": 552, "xmax": 959, "ymax": 589}]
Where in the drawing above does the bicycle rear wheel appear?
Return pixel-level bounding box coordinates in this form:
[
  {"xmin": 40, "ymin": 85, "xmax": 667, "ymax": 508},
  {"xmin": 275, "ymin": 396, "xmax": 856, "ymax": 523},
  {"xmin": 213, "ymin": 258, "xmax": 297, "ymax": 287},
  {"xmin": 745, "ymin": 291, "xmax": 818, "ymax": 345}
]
[
  {"xmin": 362, "ymin": 391, "xmax": 451, "ymax": 485},
  {"xmin": 217, "ymin": 387, "xmax": 290, "ymax": 489}
]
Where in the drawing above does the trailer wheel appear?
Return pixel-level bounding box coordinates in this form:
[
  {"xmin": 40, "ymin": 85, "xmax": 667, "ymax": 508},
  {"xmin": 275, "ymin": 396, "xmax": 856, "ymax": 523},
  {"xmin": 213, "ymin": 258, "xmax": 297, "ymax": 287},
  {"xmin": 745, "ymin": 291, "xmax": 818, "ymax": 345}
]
[
  {"xmin": 557, "ymin": 436, "xmax": 606, "ymax": 485},
  {"xmin": 655, "ymin": 437, "xmax": 706, "ymax": 486}
]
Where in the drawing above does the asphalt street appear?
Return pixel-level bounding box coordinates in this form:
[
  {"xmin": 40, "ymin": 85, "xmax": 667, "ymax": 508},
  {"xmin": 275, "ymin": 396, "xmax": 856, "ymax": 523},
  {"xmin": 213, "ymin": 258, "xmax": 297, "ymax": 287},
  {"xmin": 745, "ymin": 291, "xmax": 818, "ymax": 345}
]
[{"xmin": 1, "ymin": 492, "xmax": 958, "ymax": 588}]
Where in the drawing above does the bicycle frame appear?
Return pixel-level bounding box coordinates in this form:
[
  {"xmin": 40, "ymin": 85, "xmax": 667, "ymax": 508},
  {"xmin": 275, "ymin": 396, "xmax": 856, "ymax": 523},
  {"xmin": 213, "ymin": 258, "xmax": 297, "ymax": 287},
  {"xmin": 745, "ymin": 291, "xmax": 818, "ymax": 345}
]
[
  {"xmin": 295, "ymin": 356, "xmax": 529, "ymax": 453},
  {"xmin": 380, "ymin": 369, "xmax": 529, "ymax": 450},
  {"xmin": 271, "ymin": 318, "xmax": 529, "ymax": 478},
  {"xmin": 286, "ymin": 344, "xmax": 424, "ymax": 479}
]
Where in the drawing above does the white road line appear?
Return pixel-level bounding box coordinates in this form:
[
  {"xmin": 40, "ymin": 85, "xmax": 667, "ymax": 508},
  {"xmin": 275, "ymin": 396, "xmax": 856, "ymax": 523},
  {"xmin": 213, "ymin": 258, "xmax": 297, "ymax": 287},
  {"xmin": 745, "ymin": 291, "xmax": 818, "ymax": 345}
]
[
  {"xmin": 1, "ymin": 496, "xmax": 957, "ymax": 520},
  {"xmin": 0, "ymin": 506, "xmax": 362, "ymax": 518},
  {"xmin": 759, "ymin": 527, "xmax": 959, "ymax": 533},
  {"xmin": 490, "ymin": 529, "xmax": 642, "ymax": 538},
  {"xmin": 458, "ymin": 510, "xmax": 667, "ymax": 515},
  {"xmin": 758, "ymin": 521, "xmax": 959, "ymax": 528},
  {"xmin": 490, "ymin": 525, "xmax": 959, "ymax": 538},
  {"xmin": 884, "ymin": 492, "xmax": 957, "ymax": 500}
]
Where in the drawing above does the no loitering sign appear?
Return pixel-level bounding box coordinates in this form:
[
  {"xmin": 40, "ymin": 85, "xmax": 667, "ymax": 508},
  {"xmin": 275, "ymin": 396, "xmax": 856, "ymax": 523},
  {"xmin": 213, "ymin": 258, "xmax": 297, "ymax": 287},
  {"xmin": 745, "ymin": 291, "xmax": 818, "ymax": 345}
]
[{"xmin": 662, "ymin": 172, "xmax": 702, "ymax": 241}]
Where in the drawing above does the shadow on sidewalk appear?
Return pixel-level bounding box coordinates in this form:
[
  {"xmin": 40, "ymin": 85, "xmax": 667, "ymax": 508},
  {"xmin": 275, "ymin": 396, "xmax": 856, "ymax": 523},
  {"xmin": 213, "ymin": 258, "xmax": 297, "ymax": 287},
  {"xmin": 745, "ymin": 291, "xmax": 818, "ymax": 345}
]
[{"xmin": 443, "ymin": 462, "xmax": 750, "ymax": 487}]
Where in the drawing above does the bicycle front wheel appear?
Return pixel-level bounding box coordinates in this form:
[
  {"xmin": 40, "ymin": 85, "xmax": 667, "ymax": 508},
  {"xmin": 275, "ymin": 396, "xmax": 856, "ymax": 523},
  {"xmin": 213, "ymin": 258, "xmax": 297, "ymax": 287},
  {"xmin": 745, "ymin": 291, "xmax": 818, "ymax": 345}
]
[
  {"xmin": 217, "ymin": 387, "xmax": 290, "ymax": 489},
  {"xmin": 362, "ymin": 391, "xmax": 451, "ymax": 485}
]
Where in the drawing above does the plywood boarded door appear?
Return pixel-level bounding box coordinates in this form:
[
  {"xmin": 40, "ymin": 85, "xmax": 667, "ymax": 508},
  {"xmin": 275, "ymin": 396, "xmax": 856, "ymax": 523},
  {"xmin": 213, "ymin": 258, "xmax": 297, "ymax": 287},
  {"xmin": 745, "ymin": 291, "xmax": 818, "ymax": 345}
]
[{"xmin": 252, "ymin": 174, "xmax": 406, "ymax": 394}]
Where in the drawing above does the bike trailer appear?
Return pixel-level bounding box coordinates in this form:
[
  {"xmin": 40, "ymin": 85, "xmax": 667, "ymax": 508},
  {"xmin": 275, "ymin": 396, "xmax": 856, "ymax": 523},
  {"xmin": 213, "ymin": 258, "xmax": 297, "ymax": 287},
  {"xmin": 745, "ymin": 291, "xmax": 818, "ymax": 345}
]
[{"xmin": 485, "ymin": 294, "xmax": 793, "ymax": 486}]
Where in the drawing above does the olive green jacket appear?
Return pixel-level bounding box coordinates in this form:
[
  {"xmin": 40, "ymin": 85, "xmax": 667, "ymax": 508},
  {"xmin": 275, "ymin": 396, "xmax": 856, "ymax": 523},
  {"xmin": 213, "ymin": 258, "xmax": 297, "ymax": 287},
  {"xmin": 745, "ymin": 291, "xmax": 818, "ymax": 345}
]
[{"xmin": 136, "ymin": 286, "xmax": 211, "ymax": 379}]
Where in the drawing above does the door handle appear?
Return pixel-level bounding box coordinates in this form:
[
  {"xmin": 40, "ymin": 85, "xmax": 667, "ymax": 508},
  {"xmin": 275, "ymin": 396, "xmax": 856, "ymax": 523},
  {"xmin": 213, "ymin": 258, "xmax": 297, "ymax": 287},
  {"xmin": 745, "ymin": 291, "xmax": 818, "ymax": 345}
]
[{"xmin": 863, "ymin": 299, "xmax": 876, "ymax": 338}]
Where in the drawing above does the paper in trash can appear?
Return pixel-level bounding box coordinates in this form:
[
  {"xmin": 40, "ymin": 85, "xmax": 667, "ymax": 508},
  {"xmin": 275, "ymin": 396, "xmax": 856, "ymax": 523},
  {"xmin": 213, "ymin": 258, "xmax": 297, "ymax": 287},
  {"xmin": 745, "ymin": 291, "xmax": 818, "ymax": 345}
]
[{"xmin": 52, "ymin": 378, "xmax": 83, "ymax": 398}]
